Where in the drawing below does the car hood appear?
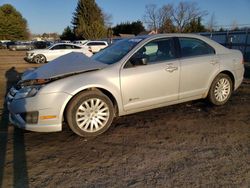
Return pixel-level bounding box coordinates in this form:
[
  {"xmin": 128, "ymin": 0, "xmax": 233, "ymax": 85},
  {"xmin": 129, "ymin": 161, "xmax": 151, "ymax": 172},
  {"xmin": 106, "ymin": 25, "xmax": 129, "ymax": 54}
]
[{"xmin": 22, "ymin": 52, "xmax": 107, "ymax": 81}]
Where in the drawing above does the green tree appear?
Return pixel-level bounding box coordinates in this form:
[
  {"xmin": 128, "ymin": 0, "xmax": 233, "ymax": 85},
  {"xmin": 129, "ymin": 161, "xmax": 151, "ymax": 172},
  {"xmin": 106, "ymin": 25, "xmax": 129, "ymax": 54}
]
[
  {"xmin": 60, "ymin": 26, "xmax": 75, "ymax": 41},
  {"xmin": 72, "ymin": 0, "xmax": 106, "ymax": 40},
  {"xmin": 0, "ymin": 4, "xmax": 29, "ymax": 40},
  {"xmin": 112, "ymin": 21, "xmax": 145, "ymax": 36}
]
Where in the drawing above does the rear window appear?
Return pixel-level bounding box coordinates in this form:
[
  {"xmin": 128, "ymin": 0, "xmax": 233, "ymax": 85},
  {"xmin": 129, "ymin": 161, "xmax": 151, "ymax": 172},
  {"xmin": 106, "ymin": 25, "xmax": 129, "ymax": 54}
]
[
  {"xmin": 179, "ymin": 37, "xmax": 215, "ymax": 58},
  {"xmin": 65, "ymin": 45, "xmax": 73, "ymax": 49}
]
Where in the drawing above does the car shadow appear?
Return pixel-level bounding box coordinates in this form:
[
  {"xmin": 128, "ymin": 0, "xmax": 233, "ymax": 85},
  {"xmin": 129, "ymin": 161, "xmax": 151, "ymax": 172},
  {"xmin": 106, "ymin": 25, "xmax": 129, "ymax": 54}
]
[{"xmin": 0, "ymin": 67, "xmax": 29, "ymax": 188}]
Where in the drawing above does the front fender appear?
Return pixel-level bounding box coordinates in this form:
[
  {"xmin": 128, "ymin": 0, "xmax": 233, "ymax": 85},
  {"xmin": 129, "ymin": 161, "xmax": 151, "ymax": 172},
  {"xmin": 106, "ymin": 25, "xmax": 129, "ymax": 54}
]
[{"xmin": 39, "ymin": 69, "xmax": 124, "ymax": 117}]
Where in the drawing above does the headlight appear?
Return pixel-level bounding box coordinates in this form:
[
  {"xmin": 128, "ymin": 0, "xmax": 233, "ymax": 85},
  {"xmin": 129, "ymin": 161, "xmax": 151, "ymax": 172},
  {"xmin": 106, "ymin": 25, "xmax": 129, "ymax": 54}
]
[
  {"xmin": 14, "ymin": 86, "xmax": 41, "ymax": 100},
  {"xmin": 18, "ymin": 79, "xmax": 50, "ymax": 87},
  {"xmin": 27, "ymin": 52, "xmax": 34, "ymax": 57}
]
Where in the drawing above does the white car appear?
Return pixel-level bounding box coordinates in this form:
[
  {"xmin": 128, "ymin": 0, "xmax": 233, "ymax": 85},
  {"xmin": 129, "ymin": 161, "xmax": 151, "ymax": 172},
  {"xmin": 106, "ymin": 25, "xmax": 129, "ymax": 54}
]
[
  {"xmin": 82, "ymin": 41, "xmax": 108, "ymax": 53},
  {"xmin": 25, "ymin": 43, "xmax": 93, "ymax": 64},
  {"xmin": 7, "ymin": 34, "xmax": 244, "ymax": 137}
]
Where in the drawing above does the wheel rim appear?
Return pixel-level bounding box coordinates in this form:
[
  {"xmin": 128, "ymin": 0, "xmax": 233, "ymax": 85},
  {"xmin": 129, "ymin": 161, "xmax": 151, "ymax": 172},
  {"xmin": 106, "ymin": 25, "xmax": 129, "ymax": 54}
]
[
  {"xmin": 35, "ymin": 55, "xmax": 45, "ymax": 63},
  {"xmin": 214, "ymin": 78, "xmax": 231, "ymax": 102},
  {"xmin": 75, "ymin": 98, "xmax": 110, "ymax": 133}
]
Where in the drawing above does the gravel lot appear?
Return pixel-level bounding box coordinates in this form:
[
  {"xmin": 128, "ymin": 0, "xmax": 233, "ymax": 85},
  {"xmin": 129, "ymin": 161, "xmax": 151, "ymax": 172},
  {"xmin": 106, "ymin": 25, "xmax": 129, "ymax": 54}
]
[{"xmin": 0, "ymin": 50, "xmax": 249, "ymax": 187}]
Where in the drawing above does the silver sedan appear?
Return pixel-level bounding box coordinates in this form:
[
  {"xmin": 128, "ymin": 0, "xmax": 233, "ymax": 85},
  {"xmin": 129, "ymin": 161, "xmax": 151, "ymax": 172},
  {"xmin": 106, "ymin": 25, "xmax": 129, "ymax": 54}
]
[{"xmin": 7, "ymin": 34, "xmax": 244, "ymax": 137}]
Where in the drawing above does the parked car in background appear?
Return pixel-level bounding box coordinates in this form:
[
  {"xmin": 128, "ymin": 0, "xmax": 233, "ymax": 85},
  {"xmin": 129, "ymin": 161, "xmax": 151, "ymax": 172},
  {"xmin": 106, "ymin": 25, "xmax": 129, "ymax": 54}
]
[
  {"xmin": 0, "ymin": 42, "xmax": 5, "ymax": 49},
  {"xmin": 73, "ymin": 40, "xmax": 89, "ymax": 45},
  {"xmin": 0, "ymin": 40, "xmax": 11, "ymax": 49},
  {"xmin": 25, "ymin": 43, "xmax": 92, "ymax": 63},
  {"xmin": 7, "ymin": 34, "xmax": 244, "ymax": 137},
  {"xmin": 2, "ymin": 41, "xmax": 15, "ymax": 49},
  {"xmin": 60, "ymin": 40, "xmax": 71, "ymax": 44},
  {"xmin": 82, "ymin": 41, "xmax": 108, "ymax": 53},
  {"xmin": 111, "ymin": 38, "xmax": 124, "ymax": 44},
  {"xmin": 33, "ymin": 41, "xmax": 52, "ymax": 49},
  {"xmin": 9, "ymin": 42, "xmax": 34, "ymax": 51}
]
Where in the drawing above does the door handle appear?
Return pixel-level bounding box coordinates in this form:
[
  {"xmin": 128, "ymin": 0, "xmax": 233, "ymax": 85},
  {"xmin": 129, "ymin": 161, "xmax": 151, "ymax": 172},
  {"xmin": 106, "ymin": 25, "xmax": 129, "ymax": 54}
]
[
  {"xmin": 165, "ymin": 65, "xmax": 178, "ymax": 73},
  {"xmin": 210, "ymin": 60, "xmax": 219, "ymax": 65}
]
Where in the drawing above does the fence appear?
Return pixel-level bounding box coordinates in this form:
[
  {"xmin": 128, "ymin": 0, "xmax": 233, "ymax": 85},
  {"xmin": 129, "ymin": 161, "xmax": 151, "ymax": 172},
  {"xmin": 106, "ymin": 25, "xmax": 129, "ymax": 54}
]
[{"xmin": 199, "ymin": 30, "xmax": 250, "ymax": 62}]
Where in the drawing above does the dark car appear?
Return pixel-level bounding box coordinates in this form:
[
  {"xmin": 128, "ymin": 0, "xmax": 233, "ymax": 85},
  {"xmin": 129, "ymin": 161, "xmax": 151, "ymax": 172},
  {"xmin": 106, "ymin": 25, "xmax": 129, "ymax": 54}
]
[
  {"xmin": 33, "ymin": 41, "xmax": 52, "ymax": 49},
  {"xmin": 0, "ymin": 42, "xmax": 5, "ymax": 49},
  {"xmin": 9, "ymin": 42, "xmax": 34, "ymax": 51},
  {"xmin": 0, "ymin": 41, "xmax": 15, "ymax": 49}
]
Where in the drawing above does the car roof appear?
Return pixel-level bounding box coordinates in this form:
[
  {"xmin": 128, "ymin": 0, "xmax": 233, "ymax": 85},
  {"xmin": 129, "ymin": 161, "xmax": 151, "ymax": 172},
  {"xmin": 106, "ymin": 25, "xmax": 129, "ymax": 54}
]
[
  {"xmin": 133, "ymin": 33, "xmax": 229, "ymax": 53},
  {"xmin": 134, "ymin": 33, "xmax": 209, "ymax": 39},
  {"xmin": 53, "ymin": 43, "xmax": 80, "ymax": 46}
]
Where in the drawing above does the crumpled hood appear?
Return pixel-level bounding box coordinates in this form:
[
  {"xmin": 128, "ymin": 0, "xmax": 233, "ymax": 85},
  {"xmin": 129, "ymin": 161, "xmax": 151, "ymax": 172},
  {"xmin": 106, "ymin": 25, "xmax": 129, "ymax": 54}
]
[{"xmin": 22, "ymin": 52, "xmax": 107, "ymax": 81}]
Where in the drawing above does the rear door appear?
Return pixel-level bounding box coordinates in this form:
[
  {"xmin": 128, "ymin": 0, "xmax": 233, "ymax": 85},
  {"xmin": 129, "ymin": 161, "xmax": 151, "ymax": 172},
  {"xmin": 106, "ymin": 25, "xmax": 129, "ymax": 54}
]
[
  {"xmin": 63, "ymin": 44, "xmax": 75, "ymax": 55},
  {"xmin": 48, "ymin": 44, "xmax": 67, "ymax": 60},
  {"xmin": 71, "ymin": 44, "xmax": 83, "ymax": 52},
  {"xmin": 178, "ymin": 37, "xmax": 219, "ymax": 99}
]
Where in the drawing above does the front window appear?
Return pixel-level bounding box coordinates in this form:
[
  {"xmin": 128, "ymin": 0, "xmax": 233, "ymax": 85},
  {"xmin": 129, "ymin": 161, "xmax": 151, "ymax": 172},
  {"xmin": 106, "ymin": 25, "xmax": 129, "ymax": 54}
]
[
  {"xmin": 91, "ymin": 38, "xmax": 143, "ymax": 64},
  {"xmin": 124, "ymin": 38, "xmax": 176, "ymax": 68}
]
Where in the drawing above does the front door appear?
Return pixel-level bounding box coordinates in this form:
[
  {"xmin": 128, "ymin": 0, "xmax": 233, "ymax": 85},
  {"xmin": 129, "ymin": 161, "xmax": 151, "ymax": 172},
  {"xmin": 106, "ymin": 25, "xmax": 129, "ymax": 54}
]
[{"xmin": 120, "ymin": 38, "xmax": 180, "ymax": 111}]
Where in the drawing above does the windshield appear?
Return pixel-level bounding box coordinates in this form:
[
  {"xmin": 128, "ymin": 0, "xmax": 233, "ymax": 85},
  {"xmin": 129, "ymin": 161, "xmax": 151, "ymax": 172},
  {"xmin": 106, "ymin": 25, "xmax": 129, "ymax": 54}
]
[{"xmin": 91, "ymin": 38, "xmax": 143, "ymax": 64}]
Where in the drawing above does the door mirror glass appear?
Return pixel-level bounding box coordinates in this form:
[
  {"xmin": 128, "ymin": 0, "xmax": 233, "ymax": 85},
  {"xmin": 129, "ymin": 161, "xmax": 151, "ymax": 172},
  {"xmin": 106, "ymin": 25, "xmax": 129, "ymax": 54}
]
[
  {"xmin": 131, "ymin": 57, "xmax": 148, "ymax": 66},
  {"xmin": 129, "ymin": 46, "xmax": 148, "ymax": 66}
]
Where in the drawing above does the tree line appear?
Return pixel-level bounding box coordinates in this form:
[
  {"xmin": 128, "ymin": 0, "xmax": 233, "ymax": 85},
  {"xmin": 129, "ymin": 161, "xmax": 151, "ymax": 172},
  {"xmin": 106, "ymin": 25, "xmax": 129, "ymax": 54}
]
[
  {"xmin": 62, "ymin": 0, "xmax": 207, "ymax": 40},
  {"xmin": 61, "ymin": 0, "xmax": 219, "ymax": 40},
  {"xmin": 0, "ymin": 0, "xmax": 248, "ymax": 41}
]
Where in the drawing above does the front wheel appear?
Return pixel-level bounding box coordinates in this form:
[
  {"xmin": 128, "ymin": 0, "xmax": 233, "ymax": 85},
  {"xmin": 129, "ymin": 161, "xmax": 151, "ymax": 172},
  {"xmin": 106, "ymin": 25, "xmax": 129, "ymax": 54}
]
[
  {"xmin": 33, "ymin": 54, "xmax": 46, "ymax": 64},
  {"xmin": 66, "ymin": 90, "xmax": 114, "ymax": 137},
  {"xmin": 208, "ymin": 73, "xmax": 233, "ymax": 105}
]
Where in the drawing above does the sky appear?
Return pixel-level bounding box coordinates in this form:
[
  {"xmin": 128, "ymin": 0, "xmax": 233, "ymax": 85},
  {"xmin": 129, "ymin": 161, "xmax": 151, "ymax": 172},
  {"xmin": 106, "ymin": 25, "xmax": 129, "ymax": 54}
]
[{"xmin": 0, "ymin": 0, "xmax": 250, "ymax": 34}]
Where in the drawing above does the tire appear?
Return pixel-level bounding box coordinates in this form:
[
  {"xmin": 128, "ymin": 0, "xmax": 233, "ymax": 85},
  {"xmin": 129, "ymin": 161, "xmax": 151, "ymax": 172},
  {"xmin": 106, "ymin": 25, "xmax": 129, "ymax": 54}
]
[
  {"xmin": 66, "ymin": 90, "xmax": 114, "ymax": 137},
  {"xmin": 208, "ymin": 73, "xmax": 233, "ymax": 105},
  {"xmin": 34, "ymin": 54, "xmax": 46, "ymax": 64}
]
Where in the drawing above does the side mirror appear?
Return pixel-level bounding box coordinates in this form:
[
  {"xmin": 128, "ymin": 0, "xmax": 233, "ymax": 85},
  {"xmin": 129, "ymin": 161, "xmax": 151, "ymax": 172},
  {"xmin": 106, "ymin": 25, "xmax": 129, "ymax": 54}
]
[
  {"xmin": 131, "ymin": 57, "xmax": 148, "ymax": 66},
  {"xmin": 140, "ymin": 57, "xmax": 148, "ymax": 65}
]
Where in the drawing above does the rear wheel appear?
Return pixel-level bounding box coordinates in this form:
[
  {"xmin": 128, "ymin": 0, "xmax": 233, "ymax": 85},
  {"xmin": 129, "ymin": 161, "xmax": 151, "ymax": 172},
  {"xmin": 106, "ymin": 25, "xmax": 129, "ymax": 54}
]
[
  {"xmin": 208, "ymin": 73, "xmax": 233, "ymax": 105},
  {"xmin": 34, "ymin": 54, "xmax": 46, "ymax": 64},
  {"xmin": 66, "ymin": 90, "xmax": 114, "ymax": 137}
]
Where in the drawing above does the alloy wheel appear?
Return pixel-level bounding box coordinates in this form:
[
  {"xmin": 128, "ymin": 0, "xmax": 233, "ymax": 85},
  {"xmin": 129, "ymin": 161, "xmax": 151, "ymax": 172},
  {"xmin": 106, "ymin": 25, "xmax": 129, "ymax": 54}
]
[
  {"xmin": 75, "ymin": 98, "xmax": 110, "ymax": 133},
  {"xmin": 214, "ymin": 78, "xmax": 231, "ymax": 102}
]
